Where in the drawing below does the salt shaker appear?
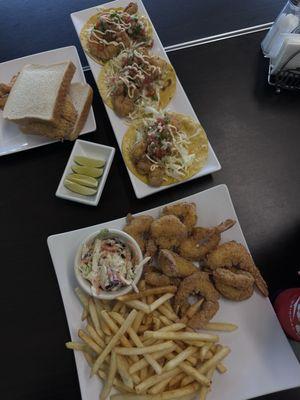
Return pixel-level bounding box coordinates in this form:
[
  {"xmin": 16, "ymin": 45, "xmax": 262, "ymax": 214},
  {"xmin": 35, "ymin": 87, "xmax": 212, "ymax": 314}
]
[{"xmin": 261, "ymin": 0, "xmax": 300, "ymax": 57}]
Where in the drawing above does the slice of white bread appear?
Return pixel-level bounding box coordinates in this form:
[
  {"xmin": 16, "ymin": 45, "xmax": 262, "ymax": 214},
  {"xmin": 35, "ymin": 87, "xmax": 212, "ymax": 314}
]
[
  {"xmin": 20, "ymin": 83, "xmax": 93, "ymax": 141},
  {"xmin": 3, "ymin": 61, "xmax": 76, "ymax": 124},
  {"xmin": 66, "ymin": 82, "xmax": 93, "ymax": 140}
]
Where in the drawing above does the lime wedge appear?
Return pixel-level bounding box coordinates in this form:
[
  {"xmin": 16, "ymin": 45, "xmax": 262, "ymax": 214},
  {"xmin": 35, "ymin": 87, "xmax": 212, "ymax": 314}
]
[
  {"xmin": 71, "ymin": 164, "xmax": 103, "ymax": 178},
  {"xmin": 66, "ymin": 173, "xmax": 99, "ymax": 188},
  {"xmin": 74, "ymin": 156, "xmax": 105, "ymax": 168},
  {"xmin": 64, "ymin": 179, "xmax": 97, "ymax": 196}
]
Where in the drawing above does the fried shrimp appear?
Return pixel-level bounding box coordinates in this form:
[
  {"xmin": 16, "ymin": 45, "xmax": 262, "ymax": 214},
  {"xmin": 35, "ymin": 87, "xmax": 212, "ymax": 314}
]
[
  {"xmin": 214, "ymin": 281, "xmax": 254, "ymax": 301},
  {"xmin": 206, "ymin": 241, "xmax": 268, "ymax": 297},
  {"xmin": 145, "ymin": 271, "xmax": 181, "ymax": 287},
  {"xmin": 162, "ymin": 202, "xmax": 197, "ymax": 232},
  {"xmin": 174, "ymin": 272, "xmax": 220, "ymax": 329},
  {"xmin": 158, "ymin": 249, "xmax": 199, "ymax": 278},
  {"xmin": 212, "ymin": 268, "xmax": 254, "ymax": 301},
  {"xmin": 178, "ymin": 219, "xmax": 236, "ymax": 261},
  {"xmin": 150, "ymin": 215, "xmax": 188, "ymax": 249},
  {"xmin": 123, "ymin": 214, "xmax": 154, "ymax": 254}
]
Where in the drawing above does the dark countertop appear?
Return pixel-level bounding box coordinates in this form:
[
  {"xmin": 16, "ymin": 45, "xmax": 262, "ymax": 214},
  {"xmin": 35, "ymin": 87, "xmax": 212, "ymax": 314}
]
[{"xmin": 0, "ymin": 1, "xmax": 299, "ymax": 399}]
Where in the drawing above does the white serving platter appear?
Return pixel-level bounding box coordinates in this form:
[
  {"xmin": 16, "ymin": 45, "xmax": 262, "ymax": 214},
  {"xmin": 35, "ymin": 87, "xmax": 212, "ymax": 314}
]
[
  {"xmin": 56, "ymin": 139, "xmax": 115, "ymax": 206},
  {"xmin": 71, "ymin": 0, "xmax": 221, "ymax": 198},
  {"xmin": 0, "ymin": 46, "xmax": 96, "ymax": 156},
  {"xmin": 47, "ymin": 184, "xmax": 300, "ymax": 400}
]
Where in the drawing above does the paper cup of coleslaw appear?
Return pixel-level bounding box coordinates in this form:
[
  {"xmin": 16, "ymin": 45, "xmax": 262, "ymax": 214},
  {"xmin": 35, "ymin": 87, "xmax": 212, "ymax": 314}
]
[{"xmin": 74, "ymin": 228, "xmax": 144, "ymax": 300}]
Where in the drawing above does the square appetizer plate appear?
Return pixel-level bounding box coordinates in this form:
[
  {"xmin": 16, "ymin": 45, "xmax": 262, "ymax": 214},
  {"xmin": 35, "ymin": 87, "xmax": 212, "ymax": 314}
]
[
  {"xmin": 47, "ymin": 184, "xmax": 300, "ymax": 400},
  {"xmin": 71, "ymin": 0, "xmax": 221, "ymax": 198},
  {"xmin": 56, "ymin": 139, "xmax": 115, "ymax": 206},
  {"xmin": 0, "ymin": 46, "xmax": 96, "ymax": 156}
]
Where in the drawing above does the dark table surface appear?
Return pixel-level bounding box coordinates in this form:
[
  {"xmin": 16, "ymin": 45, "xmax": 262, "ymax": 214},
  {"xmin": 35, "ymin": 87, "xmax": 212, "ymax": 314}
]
[{"xmin": 1, "ymin": 1, "xmax": 299, "ymax": 399}]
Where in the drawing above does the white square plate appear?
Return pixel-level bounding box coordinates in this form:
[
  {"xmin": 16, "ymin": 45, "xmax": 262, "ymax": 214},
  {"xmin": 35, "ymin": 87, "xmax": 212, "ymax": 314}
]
[
  {"xmin": 0, "ymin": 46, "xmax": 96, "ymax": 156},
  {"xmin": 56, "ymin": 139, "xmax": 115, "ymax": 206},
  {"xmin": 71, "ymin": 0, "xmax": 221, "ymax": 198},
  {"xmin": 48, "ymin": 184, "xmax": 300, "ymax": 400}
]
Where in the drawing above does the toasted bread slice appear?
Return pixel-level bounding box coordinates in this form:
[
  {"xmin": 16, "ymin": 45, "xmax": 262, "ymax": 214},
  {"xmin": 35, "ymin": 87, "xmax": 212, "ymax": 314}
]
[
  {"xmin": 20, "ymin": 83, "xmax": 93, "ymax": 140},
  {"xmin": 3, "ymin": 61, "xmax": 75, "ymax": 124}
]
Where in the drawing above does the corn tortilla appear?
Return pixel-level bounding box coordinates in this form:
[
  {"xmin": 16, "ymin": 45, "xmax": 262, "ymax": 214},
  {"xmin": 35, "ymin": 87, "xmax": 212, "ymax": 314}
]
[
  {"xmin": 122, "ymin": 112, "xmax": 209, "ymax": 186},
  {"xmin": 80, "ymin": 8, "xmax": 153, "ymax": 65}
]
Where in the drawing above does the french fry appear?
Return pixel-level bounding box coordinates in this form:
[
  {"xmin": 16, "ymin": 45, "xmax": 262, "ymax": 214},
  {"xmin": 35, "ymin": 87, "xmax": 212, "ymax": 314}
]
[
  {"xmin": 86, "ymin": 324, "xmax": 105, "ymax": 348},
  {"xmin": 158, "ymin": 305, "xmax": 177, "ymax": 321},
  {"xmin": 159, "ymin": 323, "xmax": 186, "ymax": 332},
  {"xmin": 148, "ymin": 375, "xmax": 174, "ymax": 394},
  {"xmin": 164, "ymin": 346, "xmax": 198, "ymax": 371},
  {"xmin": 186, "ymin": 298, "xmax": 204, "ymax": 318},
  {"xmin": 163, "ymin": 300, "xmax": 174, "ymax": 314},
  {"xmin": 65, "ymin": 341, "xmax": 94, "ymax": 356},
  {"xmin": 198, "ymin": 346, "xmax": 230, "ymax": 374},
  {"xmin": 115, "ymin": 340, "xmax": 174, "ymax": 355},
  {"xmin": 140, "ymin": 366, "xmax": 148, "ymax": 381},
  {"xmin": 112, "ymin": 301, "xmax": 123, "ymax": 313},
  {"xmin": 179, "ymin": 361, "xmax": 210, "ymax": 387},
  {"xmin": 118, "ymin": 286, "xmax": 177, "ymax": 302},
  {"xmin": 153, "ymin": 317, "xmax": 161, "ymax": 330},
  {"xmin": 91, "ymin": 309, "xmax": 137, "ymax": 375},
  {"xmin": 184, "ymin": 339, "xmax": 206, "ymax": 347},
  {"xmin": 149, "ymin": 293, "xmax": 174, "ymax": 313},
  {"xmin": 110, "ymin": 311, "xmax": 162, "ymax": 375},
  {"xmin": 144, "ymin": 331, "xmax": 219, "ymax": 342},
  {"xmin": 199, "ymin": 368, "xmax": 215, "ymax": 400},
  {"xmin": 120, "ymin": 304, "xmax": 127, "ymax": 315},
  {"xmin": 135, "ymin": 367, "xmax": 181, "ymax": 393},
  {"xmin": 117, "ymin": 355, "xmax": 134, "ymax": 389},
  {"xmin": 78, "ymin": 329, "xmax": 102, "ymax": 354},
  {"xmin": 94, "ymin": 300, "xmax": 112, "ymax": 336},
  {"xmin": 147, "ymin": 295, "xmax": 155, "ymax": 305},
  {"xmin": 202, "ymin": 322, "xmax": 238, "ymax": 332},
  {"xmin": 216, "ymin": 363, "xmax": 227, "ymax": 373},
  {"xmin": 129, "ymin": 345, "xmax": 177, "ymax": 374},
  {"xmin": 182, "ymin": 346, "xmax": 231, "ymax": 386},
  {"xmin": 83, "ymin": 350, "xmax": 135, "ymax": 394},
  {"xmin": 199, "ymin": 345, "xmax": 211, "ymax": 362},
  {"xmin": 88, "ymin": 298, "xmax": 102, "ymax": 337},
  {"xmin": 101, "ymin": 310, "xmax": 138, "ymax": 361},
  {"xmin": 168, "ymin": 372, "xmax": 186, "ymax": 388},
  {"xmin": 138, "ymin": 324, "xmax": 151, "ymax": 334},
  {"xmin": 81, "ymin": 308, "xmax": 88, "ymax": 321},
  {"xmin": 125, "ymin": 300, "xmax": 151, "ymax": 314},
  {"xmin": 132, "ymin": 311, "xmax": 144, "ymax": 332},
  {"xmin": 100, "ymin": 351, "xmax": 117, "ymax": 400},
  {"xmin": 159, "ymin": 315, "xmax": 173, "ymax": 326}
]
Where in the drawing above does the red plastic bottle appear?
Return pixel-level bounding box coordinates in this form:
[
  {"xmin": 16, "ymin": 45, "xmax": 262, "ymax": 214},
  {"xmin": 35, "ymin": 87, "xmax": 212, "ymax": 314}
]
[{"xmin": 273, "ymin": 288, "xmax": 300, "ymax": 341}]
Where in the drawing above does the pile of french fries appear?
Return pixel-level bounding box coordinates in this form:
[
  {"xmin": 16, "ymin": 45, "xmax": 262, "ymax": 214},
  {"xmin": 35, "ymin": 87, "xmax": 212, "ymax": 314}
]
[{"xmin": 66, "ymin": 283, "xmax": 236, "ymax": 400}]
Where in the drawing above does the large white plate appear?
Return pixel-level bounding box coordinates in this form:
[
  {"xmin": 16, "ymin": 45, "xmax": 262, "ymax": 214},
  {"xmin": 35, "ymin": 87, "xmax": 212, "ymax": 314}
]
[
  {"xmin": 0, "ymin": 46, "xmax": 96, "ymax": 156},
  {"xmin": 71, "ymin": 0, "xmax": 221, "ymax": 198},
  {"xmin": 48, "ymin": 184, "xmax": 300, "ymax": 400}
]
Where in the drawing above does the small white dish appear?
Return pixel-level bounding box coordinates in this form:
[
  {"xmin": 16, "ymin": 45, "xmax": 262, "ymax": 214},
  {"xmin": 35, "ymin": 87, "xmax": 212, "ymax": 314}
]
[
  {"xmin": 74, "ymin": 228, "xmax": 143, "ymax": 300},
  {"xmin": 0, "ymin": 46, "xmax": 96, "ymax": 156},
  {"xmin": 56, "ymin": 139, "xmax": 115, "ymax": 206}
]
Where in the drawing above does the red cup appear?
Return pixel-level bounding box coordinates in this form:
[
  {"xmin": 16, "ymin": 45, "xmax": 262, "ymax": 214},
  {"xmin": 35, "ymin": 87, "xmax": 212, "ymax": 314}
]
[{"xmin": 273, "ymin": 288, "xmax": 300, "ymax": 341}]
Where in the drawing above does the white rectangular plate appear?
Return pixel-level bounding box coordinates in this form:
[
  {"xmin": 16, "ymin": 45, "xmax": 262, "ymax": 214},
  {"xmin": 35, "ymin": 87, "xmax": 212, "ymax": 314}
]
[
  {"xmin": 56, "ymin": 139, "xmax": 115, "ymax": 206},
  {"xmin": 71, "ymin": 0, "xmax": 221, "ymax": 198},
  {"xmin": 48, "ymin": 184, "xmax": 300, "ymax": 400},
  {"xmin": 0, "ymin": 46, "xmax": 96, "ymax": 156}
]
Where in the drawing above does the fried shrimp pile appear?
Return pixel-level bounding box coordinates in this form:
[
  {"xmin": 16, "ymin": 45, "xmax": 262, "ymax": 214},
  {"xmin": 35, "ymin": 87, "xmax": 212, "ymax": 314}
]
[
  {"xmin": 207, "ymin": 241, "xmax": 269, "ymax": 298},
  {"xmin": 121, "ymin": 201, "xmax": 269, "ymax": 330},
  {"xmin": 174, "ymin": 272, "xmax": 220, "ymax": 329}
]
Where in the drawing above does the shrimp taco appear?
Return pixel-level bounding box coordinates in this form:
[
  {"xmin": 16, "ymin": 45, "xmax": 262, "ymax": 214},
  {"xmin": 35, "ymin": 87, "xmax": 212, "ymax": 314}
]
[
  {"xmin": 80, "ymin": 2, "xmax": 153, "ymax": 64},
  {"xmin": 97, "ymin": 48, "xmax": 176, "ymax": 118},
  {"xmin": 122, "ymin": 111, "xmax": 209, "ymax": 187}
]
